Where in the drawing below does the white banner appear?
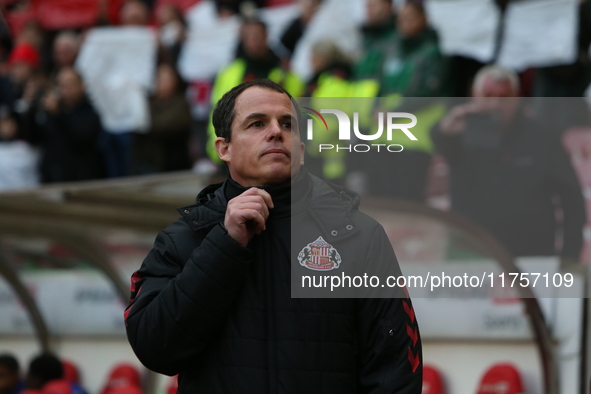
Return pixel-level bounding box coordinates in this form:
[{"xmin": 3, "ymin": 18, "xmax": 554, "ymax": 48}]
[
  {"xmin": 179, "ymin": 1, "xmax": 241, "ymax": 81},
  {"xmin": 291, "ymin": 0, "xmax": 363, "ymax": 81},
  {"xmin": 76, "ymin": 27, "xmax": 156, "ymax": 133},
  {"xmin": 498, "ymin": 0, "xmax": 578, "ymax": 71},
  {"xmin": 179, "ymin": 0, "xmax": 299, "ymax": 81},
  {"xmin": 425, "ymin": 0, "xmax": 499, "ymax": 63}
]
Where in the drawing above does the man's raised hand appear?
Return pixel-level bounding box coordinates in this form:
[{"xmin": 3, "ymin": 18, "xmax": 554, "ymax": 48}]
[{"xmin": 224, "ymin": 188, "xmax": 274, "ymax": 247}]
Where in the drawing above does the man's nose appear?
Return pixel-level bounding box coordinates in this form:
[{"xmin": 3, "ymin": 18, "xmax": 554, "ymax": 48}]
[{"xmin": 266, "ymin": 120, "xmax": 284, "ymax": 140}]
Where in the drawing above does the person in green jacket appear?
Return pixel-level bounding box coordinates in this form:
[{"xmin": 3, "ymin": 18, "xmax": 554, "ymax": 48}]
[
  {"xmin": 303, "ymin": 40, "xmax": 355, "ymax": 183},
  {"xmin": 207, "ymin": 19, "xmax": 303, "ymax": 163},
  {"xmin": 355, "ymin": 0, "xmax": 397, "ymax": 81},
  {"xmin": 355, "ymin": 2, "xmax": 449, "ymax": 202},
  {"xmin": 360, "ymin": 1, "xmax": 449, "ymax": 97}
]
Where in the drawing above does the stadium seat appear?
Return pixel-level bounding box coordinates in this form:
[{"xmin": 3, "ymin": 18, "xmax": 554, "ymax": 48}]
[
  {"xmin": 475, "ymin": 363, "xmax": 525, "ymax": 394},
  {"xmin": 422, "ymin": 365, "xmax": 445, "ymax": 394}
]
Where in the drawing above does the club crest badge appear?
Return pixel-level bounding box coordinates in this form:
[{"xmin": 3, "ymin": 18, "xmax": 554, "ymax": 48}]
[{"xmin": 298, "ymin": 236, "xmax": 341, "ymax": 271}]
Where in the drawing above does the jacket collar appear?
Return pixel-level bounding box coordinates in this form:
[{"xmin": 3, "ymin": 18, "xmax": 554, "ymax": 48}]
[
  {"xmin": 177, "ymin": 170, "xmax": 361, "ymax": 241},
  {"xmin": 177, "ymin": 182, "xmax": 227, "ymax": 232}
]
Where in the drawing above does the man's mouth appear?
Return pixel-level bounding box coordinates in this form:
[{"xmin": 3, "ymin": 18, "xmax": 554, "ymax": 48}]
[{"xmin": 262, "ymin": 148, "xmax": 289, "ymax": 157}]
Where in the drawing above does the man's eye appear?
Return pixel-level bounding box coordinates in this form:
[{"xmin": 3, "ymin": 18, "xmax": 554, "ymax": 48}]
[
  {"xmin": 250, "ymin": 121, "xmax": 264, "ymax": 128},
  {"xmin": 282, "ymin": 122, "xmax": 292, "ymax": 129}
]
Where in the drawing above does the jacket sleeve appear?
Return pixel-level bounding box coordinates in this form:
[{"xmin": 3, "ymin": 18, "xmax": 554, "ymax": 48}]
[
  {"xmin": 356, "ymin": 225, "xmax": 422, "ymax": 394},
  {"xmin": 124, "ymin": 223, "xmax": 253, "ymax": 375}
]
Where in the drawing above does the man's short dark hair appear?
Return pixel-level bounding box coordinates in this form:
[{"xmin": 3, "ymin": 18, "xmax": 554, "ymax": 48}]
[
  {"xmin": 0, "ymin": 354, "xmax": 19, "ymax": 373},
  {"xmin": 212, "ymin": 79, "xmax": 300, "ymax": 141}
]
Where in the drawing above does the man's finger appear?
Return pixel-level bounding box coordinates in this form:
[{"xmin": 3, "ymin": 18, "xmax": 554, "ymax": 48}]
[
  {"xmin": 234, "ymin": 201, "xmax": 270, "ymax": 220},
  {"xmin": 244, "ymin": 209, "xmax": 266, "ymax": 233},
  {"xmin": 239, "ymin": 187, "xmax": 274, "ymax": 209}
]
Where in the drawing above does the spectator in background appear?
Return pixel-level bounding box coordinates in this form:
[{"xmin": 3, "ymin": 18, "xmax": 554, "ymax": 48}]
[
  {"xmin": 0, "ymin": 42, "xmax": 41, "ymax": 111},
  {"xmin": 364, "ymin": 0, "xmax": 397, "ymax": 47},
  {"xmin": 36, "ymin": 67, "xmax": 104, "ymax": 183},
  {"xmin": 236, "ymin": 19, "xmax": 284, "ymax": 81},
  {"xmin": 133, "ymin": 63, "xmax": 192, "ymax": 174},
  {"xmin": 0, "ymin": 109, "xmax": 39, "ymax": 191},
  {"xmin": 119, "ymin": 0, "xmax": 151, "ymax": 26},
  {"xmin": 96, "ymin": 0, "xmax": 152, "ymax": 178},
  {"xmin": 14, "ymin": 21, "xmax": 51, "ymax": 75},
  {"xmin": 305, "ymin": 40, "xmax": 352, "ymax": 96},
  {"xmin": 431, "ymin": 66, "xmax": 586, "ymax": 261},
  {"xmin": 51, "ymin": 31, "xmax": 80, "ymax": 72},
  {"xmin": 303, "ymin": 40, "xmax": 354, "ymax": 182},
  {"xmin": 279, "ymin": 0, "xmax": 323, "ymax": 57},
  {"xmin": 25, "ymin": 354, "xmax": 63, "ymax": 391},
  {"xmin": 207, "ymin": 19, "xmax": 303, "ymax": 161},
  {"xmin": 13, "ymin": 22, "xmax": 46, "ymax": 55},
  {"xmin": 376, "ymin": 1, "xmax": 448, "ymax": 97},
  {"xmin": 355, "ymin": 2, "xmax": 449, "ymax": 202},
  {"xmin": 354, "ymin": 0, "xmax": 396, "ymax": 81},
  {"xmin": 156, "ymin": 4, "xmax": 187, "ymax": 65},
  {"xmin": 0, "ymin": 353, "xmax": 24, "ymax": 394},
  {"xmin": 0, "ymin": 35, "xmax": 51, "ymax": 151},
  {"xmin": 24, "ymin": 354, "xmax": 86, "ymax": 394}
]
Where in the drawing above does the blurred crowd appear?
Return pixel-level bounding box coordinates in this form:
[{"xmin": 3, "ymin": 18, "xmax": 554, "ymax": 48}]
[
  {"xmin": 0, "ymin": 0, "xmax": 590, "ymax": 261},
  {"xmin": 0, "ymin": 352, "xmax": 166, "ymax": 394},
  {"xmin": 0, "ymin": 0, "xmax": 589, "ymax": 189},
  {"xmin": 0, "ymin": 0, "xmax": 196, "ymax": 187}
]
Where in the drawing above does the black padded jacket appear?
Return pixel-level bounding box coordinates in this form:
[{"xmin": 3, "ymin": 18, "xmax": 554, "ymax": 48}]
[{"xmin": 125, "ymin": 170, "xmax": 422, "ymax": 393}]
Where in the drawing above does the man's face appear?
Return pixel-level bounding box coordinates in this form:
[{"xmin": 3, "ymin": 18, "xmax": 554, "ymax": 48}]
[
  {"xmin": 120, "ymin": 1, "xmax": 150, "ymax": 26},
  {"xmin": 366, "ymin": 0, "xmax": 393, "ymax": 26},
  {"xmin": 53, "ymin": 39, "xmax": 77, "ymax": 68},
  {"xmin": 474, "ymin": 77, "xmax": 516, "ymax": 98},
  {"xmin": 58, "ymin": 68, "xmax": 85, "ymax": 106},
  {"xmin": 397, "ymin": 4, "xmax": 426, "ymax": 38},
  {"xmin": 0, "ymin": 117, "xmax": 18, "ymax": 141},
  {"xmin": 215, "ymin": 87, "xmax": 305, "ymax": 187},
  {"xmin": 472, "ymin": 77, "xmax": 520, "ymax": 122},
  {"xmin": 242, "ymin": 23, "xmax": 268, "ymax": 60}
]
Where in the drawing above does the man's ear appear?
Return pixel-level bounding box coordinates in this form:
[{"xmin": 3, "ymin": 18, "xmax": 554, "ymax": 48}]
[
  {"xmin": 299, "ymin": 142, "xmax": 305, "ymax": 165},
  {"xmin": 215, "ymin": 137, "xmax": 231, "ymax": 163}
]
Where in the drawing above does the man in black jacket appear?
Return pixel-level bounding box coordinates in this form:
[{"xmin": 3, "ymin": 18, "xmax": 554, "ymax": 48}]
[{"xmin": 125, "ymin": 79, "xmax": 422, "ymax": 393}]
